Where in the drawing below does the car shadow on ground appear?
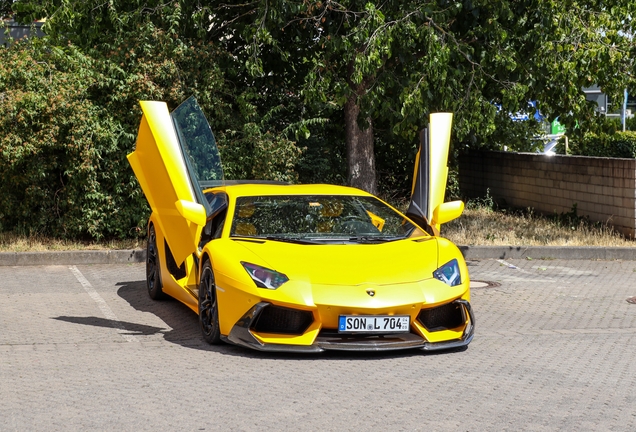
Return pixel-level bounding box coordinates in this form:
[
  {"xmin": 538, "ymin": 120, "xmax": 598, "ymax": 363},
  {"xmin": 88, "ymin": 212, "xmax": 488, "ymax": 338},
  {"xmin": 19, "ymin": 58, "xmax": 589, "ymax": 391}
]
[
  {"xmin": 110, "ymin": 280, "xmax": 468, "ymax": 361},
  {"xmin": 53, "ymin": 315, "xmax": 167, "ymax": 336}
]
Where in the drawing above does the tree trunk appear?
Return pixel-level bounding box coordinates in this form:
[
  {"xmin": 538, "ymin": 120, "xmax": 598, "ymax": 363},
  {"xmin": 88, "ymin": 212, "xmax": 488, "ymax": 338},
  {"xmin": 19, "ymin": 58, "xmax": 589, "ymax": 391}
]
[{"xmin": 344, "ymin": 95, "xmax": 377, "ymax": 194}]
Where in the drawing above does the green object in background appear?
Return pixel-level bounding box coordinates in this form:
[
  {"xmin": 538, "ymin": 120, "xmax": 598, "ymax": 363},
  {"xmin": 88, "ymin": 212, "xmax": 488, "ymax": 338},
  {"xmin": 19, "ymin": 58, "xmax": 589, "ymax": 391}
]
[{"xmin": 551, "ymin": 118, "xmax": 567, "ymax": 135}]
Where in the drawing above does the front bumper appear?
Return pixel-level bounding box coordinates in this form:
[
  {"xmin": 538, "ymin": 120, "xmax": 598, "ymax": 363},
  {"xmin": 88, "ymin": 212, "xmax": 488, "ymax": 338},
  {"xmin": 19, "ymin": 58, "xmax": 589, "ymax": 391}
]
[{"xmin": 222, "ymin": 299, "xmax": 475, "ymax": 353}]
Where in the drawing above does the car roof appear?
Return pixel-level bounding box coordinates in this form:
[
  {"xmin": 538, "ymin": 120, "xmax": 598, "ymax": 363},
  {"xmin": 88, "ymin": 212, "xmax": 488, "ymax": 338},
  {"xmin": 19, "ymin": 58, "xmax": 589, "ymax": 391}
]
[{"xmin": 203, "ymin": 183, "xmax": 373, "ymax": 198}]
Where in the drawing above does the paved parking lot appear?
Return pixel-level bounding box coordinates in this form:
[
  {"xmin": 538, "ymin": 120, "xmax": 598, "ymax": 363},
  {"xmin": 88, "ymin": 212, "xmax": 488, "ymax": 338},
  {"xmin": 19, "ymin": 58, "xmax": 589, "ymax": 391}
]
[{"xmin": 1, "ymin": 259, "xmax": 636, "ymax": 431}]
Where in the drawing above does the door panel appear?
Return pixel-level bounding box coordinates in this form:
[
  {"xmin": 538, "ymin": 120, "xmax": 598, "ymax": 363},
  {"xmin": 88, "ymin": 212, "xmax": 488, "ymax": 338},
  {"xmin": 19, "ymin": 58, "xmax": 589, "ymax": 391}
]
[
  {"xmin": 127, "ymin": 101, "xmax": 203, "ymax": 265},
  {"xmin": 427, "ymin": 113, "xmax": 453, "ymax": 222},
  {"xmin": 406, "ymin": 113, "xmax": 457, "ymax": 233}
]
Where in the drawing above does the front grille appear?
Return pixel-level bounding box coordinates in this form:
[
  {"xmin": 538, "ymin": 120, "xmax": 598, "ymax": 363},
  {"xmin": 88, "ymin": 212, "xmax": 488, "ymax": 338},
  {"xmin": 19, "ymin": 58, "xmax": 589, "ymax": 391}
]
[
  {"xmin": 251, "ymin": 305, "xmax": 313, "ymax": 335},
  {"xmin": 315, "ymin": 330, "xmax": 426, "ymax": 351},
  {"xmin": 417, "ymin": 302, "xmax": 465, "ymax": 332}
]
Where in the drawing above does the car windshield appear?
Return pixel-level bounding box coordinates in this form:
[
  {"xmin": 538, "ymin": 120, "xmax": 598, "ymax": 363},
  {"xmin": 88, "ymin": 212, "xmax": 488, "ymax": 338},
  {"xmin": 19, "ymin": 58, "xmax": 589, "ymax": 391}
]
[{"xmin": 230, "ymin": 195, "xmax": 421, "ymax": 242}]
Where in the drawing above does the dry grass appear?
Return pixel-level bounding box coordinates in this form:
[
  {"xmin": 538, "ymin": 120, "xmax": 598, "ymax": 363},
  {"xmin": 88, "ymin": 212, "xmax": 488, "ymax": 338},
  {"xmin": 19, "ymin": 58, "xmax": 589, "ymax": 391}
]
[
  {"xmin": 0, "ymin": 232, "xmax": 145, "ymax": 252},
  {"xmin": 1, "ymin": 203, "xmax": 634, "ymax": 250},
  {"xmin": 443, "ymin": 206, "xmax": 635, "ymax": 247}
]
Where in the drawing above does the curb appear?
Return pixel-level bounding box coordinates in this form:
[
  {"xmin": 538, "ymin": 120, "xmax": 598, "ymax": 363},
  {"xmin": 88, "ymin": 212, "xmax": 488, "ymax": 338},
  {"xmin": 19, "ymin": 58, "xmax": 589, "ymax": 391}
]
[
  {"xmin": 1, "ymin": 245, "xmax": 636, "ymax": 266},
  {"xmin": 0, "ymin": 249, "xmax": 146, "ymax": 266},
  {"xmin": 459, "ymin": 245, "xmax": 636, "ymax": 261}
]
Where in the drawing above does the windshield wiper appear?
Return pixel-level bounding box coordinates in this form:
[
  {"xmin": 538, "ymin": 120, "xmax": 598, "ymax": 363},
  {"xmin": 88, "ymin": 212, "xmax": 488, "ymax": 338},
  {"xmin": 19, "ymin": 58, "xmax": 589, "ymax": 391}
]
[
  {"xmin": 265, "ymin": 236, "xmax": 321, "ymax": 245},
  {"xmin": 348, "ymin": 236, "xmax": 403, "ymax": 244}
]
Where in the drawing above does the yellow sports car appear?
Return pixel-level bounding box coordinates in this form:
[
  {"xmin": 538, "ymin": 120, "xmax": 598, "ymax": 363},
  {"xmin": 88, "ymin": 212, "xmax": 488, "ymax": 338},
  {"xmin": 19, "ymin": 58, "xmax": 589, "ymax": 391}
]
[{"xmin": 127, "ymin": 97, "xmax": 474, "ymax": 352}]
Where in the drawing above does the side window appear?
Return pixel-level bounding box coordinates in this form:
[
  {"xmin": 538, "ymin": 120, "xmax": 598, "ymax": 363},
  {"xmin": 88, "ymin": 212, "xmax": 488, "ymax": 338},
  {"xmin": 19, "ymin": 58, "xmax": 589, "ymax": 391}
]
[
  {"xmin": 205, "ymin": 192, "xmax": 228, "ymax": 215},
  {"xmin": 211, "ymin": 209, "xmax": 227, "ymax": 239},
  {"xmin": 199, "ymin": 192, "xmax": 228, "ymax": 247}
]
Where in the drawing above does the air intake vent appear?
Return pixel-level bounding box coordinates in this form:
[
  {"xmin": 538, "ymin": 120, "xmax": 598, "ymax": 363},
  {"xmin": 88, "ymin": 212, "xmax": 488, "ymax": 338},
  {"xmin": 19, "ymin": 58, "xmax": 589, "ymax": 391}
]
[
  {"xmin": 251, "ymin": 305, "xmax": 313, "ymax": 335},
  {"xmin": 164, "ymin": 240, "xmax": 186, "ymax": 280},
  {"xmin": 417, "ymin": 302, "xmax": 465, "ymax": 332}
]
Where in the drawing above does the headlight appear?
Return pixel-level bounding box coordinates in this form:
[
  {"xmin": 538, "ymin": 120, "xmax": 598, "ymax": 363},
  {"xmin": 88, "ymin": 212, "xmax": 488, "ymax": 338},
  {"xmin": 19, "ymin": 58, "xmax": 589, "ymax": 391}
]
[
  {"xmin": 433, "ymin": 259, "xmax": 461, "ymax": 287},
  {"xmin": 241, "ymin": 262, "xmax": 289, "ymax": 289}
]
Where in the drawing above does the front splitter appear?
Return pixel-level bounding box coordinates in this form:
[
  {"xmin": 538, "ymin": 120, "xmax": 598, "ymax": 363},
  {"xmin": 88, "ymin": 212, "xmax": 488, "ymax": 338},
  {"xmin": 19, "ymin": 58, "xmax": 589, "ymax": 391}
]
[{"xmin": 223, "ymin": 299, "xmax": 475, "ymax": 353}]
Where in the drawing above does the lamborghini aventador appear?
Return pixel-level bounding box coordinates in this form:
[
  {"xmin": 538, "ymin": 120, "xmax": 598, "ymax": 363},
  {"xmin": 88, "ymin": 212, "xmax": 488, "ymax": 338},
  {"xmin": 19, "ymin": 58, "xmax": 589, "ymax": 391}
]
[{"xmin": 127, "ymin": 97, "xmax": 474, "ymax": 352}]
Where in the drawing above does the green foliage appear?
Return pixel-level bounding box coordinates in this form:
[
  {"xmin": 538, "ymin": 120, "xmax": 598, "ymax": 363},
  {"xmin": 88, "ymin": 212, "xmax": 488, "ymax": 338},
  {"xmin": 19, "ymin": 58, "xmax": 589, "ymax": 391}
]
[
  {"xmin": 484, "ymin": 115, "xmax": 545, "ymax": 153},
  {"xmin": 295, "ymin": 115, "xmax": 347, "ymax": 186},
  {"xmin": 209, "ymin": 0, "xmax": 633, "ymax": 139},
  {"xmin": 204, "ymin": 0, "xmax": 635, "ymax": 196},
  {"xmin": 596, "ymin": 115, "xmax": 636, "ymax": 133},
  {"xmin": 552, "ymin": 204, "xmax": 583, "ymax": 229},
  {"xmin": 0, "ymin": 1, "xmax": 12, "ymax": 18},
  {"xmin": 0, "ymin": 38, "xmax": 147, "ymax": 238},
  {"xmin": 566, "ymin": 131, "xmax": 636, "ymax": 158},
  {"xmin": 374, "ymin": 124, "xmax": 419, "ymax": 199},
  {"xmin": 465, "ymin": 189, "xmax": 496, "ymax": 212},
  {"xmin": 0, "ymin": 11, "xmax": 302, "ymax": 239},
  {"xmin": 4, "ymin": 0, "xmax": 636, "ymax": 238},
  {"xmin": 445, "ymin": 168, "xmax": 462, "ymax": 202}
]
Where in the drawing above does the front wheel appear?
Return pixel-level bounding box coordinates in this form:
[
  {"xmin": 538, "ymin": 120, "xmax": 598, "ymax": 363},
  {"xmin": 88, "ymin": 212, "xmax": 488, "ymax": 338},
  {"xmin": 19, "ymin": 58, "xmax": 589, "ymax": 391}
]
[
  {"xmin": 146, "ymin": 225, "xmax": 165, "ymax": 300},
  {"xmin": 199, "ymin": 260, "xmax": 221, "ymax": 344}
]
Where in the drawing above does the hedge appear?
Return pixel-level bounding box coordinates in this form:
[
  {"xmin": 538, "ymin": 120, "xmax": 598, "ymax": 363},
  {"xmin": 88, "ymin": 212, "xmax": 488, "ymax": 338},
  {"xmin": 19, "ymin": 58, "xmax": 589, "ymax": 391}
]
[
  {"xmin": 566, "ymin": 131, "xmax": 636, "ymax": 158},
  {"xmin": 0, "ymin": 30, "xmax": 302, "ymax": 240}
]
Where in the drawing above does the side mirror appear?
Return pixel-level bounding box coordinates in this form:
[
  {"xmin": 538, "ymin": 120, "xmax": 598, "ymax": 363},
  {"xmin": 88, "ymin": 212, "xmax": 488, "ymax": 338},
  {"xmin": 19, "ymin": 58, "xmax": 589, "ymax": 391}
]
[
  {"xmin": 432, "ymin": 200, "xmax": 464, "ymax": 226},
  {"xmin": 175, "ymin": 200, "xmax": 207, "ymax": 226}
]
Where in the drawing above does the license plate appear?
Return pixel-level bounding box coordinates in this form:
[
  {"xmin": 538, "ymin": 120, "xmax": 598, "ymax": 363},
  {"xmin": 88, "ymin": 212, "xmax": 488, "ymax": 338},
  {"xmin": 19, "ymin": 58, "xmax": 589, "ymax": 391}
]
[{"xmin": 338, "ymin": 315, "xmax": 410, "ymax": 334}]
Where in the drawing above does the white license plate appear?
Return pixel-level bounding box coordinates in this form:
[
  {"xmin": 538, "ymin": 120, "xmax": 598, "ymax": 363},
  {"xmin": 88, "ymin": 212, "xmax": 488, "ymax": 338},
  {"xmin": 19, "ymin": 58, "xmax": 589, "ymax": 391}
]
[{"xmin": 338, "ymin": 315, "xmax": 410, "ymax": 334}]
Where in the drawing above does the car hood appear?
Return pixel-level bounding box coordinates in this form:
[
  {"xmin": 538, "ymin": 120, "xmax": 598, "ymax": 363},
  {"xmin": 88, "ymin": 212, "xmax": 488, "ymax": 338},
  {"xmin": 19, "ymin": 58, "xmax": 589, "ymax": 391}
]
[{"xmin": 234, "ymin": 237, "xmax": 439, "ymax": 285}]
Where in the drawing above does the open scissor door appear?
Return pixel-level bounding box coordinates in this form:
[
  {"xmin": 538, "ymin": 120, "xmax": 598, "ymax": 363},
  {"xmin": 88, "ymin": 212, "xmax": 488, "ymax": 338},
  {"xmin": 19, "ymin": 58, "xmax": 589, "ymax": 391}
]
[
  {"xmin": 127, "ymin": 97, "xmax": 224, "ymax": 265},
  {"xmin": 406, "ymin": 113, "xmax": 463, "ymax": 235}
]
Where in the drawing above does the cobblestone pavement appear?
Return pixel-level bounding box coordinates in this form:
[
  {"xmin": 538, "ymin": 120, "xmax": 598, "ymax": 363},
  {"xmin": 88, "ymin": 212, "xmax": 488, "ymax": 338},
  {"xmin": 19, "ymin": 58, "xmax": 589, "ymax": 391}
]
[{"xmin": 1, "ymin": 260, "xmax": 636, "ymax": 431}]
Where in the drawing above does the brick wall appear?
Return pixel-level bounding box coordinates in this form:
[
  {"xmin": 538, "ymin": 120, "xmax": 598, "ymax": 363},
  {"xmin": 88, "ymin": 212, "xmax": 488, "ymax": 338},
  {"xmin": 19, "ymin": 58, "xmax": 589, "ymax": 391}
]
[{"xmin": 458, "ymin": 150, "xmax": 636, "ymax": 237}]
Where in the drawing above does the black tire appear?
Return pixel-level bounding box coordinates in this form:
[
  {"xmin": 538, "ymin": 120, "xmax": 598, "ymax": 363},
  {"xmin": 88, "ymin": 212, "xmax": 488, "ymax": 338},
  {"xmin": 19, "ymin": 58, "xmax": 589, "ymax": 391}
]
[
  {"xmin": 146, "ymin": 225, "xmax": 166, "ymax": 300},
  {"xmin": 199, "ymin": 260, "xmax": 221, "ymax": 344}
]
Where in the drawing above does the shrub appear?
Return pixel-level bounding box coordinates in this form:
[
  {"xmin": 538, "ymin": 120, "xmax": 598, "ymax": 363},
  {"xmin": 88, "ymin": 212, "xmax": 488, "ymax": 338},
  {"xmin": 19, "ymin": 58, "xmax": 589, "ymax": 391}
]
[
  {"xmin": 0, "ymin": 39, "xmax": 148, "ymax": 238},
  {"xmin": 566, "ymin": 131, "xmax": 636, "ymax": 158},
  {"xmin": 599, "ymin": 115, "xmax": 636, "ymax": 133},
  {"xmin": 0, "ymin": 29, "xmax": 302, "ymax": 239}
]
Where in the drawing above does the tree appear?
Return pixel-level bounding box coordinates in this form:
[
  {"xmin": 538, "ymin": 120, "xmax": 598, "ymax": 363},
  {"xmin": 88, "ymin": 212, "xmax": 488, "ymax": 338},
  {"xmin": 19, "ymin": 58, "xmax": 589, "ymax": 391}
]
[
  {"xmin": 19, "ymin": 0, "xmax": 308, "ymax": 176},
  {"xmin": 10, "ymin": 0, "xmax": 636, "ymax": 200},
  {"xmin": 206, "ymin": 0, "xmax": 635, "ymax": 194},
  {"xmin": 0, "ymin": 1, "xmax": 13, "ymax": 18},
  {"xmin": 1, "ymin": 0, "xmax": 303, "ymax": 239}
]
